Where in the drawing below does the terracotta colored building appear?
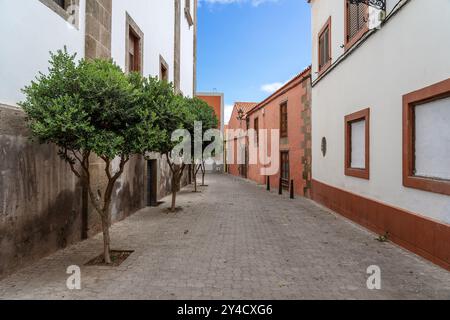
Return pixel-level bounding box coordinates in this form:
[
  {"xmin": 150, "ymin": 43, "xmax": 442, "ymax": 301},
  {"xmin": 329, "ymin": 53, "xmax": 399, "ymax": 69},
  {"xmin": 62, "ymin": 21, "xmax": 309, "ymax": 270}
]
[
  {"xmin": 247, "ymin": 67, "xmax": 312, "ymax": 197},
  {"xmin": 225, "ymin": 102, "xmax": 258, "ymax": 178},
  {"xmin": 197, "ymin": 92, "xmax": 225, "ymax": 172},
  {"xmin": 225, "ymin": 67, "xmax": 312, "ymax": 197},
  {"xmin": 197, "ymin": 92, "xmax": 225, "ymax": 134}
]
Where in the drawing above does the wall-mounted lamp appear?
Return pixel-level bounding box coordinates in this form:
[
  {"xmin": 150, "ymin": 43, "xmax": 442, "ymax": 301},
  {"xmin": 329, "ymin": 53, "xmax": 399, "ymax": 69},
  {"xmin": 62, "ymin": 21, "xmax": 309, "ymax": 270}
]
[{"xmin": 237, "ymin": 108, "xmax": 245, "ymax": 121}]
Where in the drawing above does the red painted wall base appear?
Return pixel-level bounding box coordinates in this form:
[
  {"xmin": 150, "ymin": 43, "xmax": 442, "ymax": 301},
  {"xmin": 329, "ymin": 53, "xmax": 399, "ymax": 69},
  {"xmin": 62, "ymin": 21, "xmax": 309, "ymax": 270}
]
[{"xmin": 312, "ymin": 179, "xmax": 450, "ymax": 271}]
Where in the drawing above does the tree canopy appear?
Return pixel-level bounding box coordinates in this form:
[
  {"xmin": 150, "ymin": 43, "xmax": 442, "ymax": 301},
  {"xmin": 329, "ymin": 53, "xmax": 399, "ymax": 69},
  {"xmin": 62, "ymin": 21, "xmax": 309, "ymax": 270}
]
[
  {"xmin": 21, "ymin": 50, "xmax": 162, "ymax": 161},
  {"xmin": 20, "ymin": 48, "xmax": 221, "ymax": 259}
]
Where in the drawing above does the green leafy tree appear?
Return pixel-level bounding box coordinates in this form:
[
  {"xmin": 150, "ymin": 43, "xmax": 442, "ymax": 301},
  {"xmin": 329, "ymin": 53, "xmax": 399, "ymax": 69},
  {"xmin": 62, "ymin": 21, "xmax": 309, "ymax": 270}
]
[
  {"xmin": 20, "ymin": 49, "xmax": 161, "ymax": 264},
  {"xmin": 138, "ymin": 77, "xmax": 192, "ymax": 211},
  {"xmin": 186, "ymin": 98, "xmax": 219, "ymax": 191}
]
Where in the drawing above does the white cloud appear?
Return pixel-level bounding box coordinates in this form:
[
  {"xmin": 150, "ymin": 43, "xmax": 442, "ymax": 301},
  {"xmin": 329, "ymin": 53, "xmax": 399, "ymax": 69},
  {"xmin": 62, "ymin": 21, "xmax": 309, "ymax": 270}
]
[
  {"xmin": 224, "ymin": 104, "xmax": 234, "ymax": 125},
  {"xmin": 199, "ymin": 0, "xmax": 279, "ymax": 7},
  {"xmin": 260, "ymin": 82, "xmax": 284, "ymax": 94}
]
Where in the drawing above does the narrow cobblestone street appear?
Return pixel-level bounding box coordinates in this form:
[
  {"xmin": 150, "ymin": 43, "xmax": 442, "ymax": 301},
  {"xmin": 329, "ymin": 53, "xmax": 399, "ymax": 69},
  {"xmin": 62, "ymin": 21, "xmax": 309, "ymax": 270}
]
[{"xmin": 0, "ymin": 174, "xmax": 448, "ymax": 300}]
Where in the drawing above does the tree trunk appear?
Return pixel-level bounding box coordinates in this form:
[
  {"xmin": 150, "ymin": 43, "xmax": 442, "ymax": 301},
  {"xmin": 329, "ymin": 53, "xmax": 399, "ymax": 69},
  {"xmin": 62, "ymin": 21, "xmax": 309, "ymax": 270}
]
[
  {"xmin": 67, "ymin": 151, "xmax": 128, "ymax": 266},
  {"xmin": 193, "ymin": 165, "xmax": 196, "ymax": 192},
  {"xmin": 194, "ymin": 172, "xmax": 197, "ymax": 192},
  {"xmin": 193, "ymin": 164, "xmax": 201, "ymax": 192},
  {"xmin": 201, "ymin": 162, "xmax": 206, "ymax": 186},
  {"xmin": 166, "ymin": 154, "xmax": 186, "ymax": 212},
  {"xmin": 171, "ymin": 190, "xmax": 177, "ymax": 211},
  {"xmin": 101, "ymin": 174, "xmax": 116, "ymax": 265},
  {"xmin": 101, "ymin": 216, "xmax": 111, "ymax": 264},
  {"xmin": 171, "ymin": 171, "xmax": 177, "ymax": 211}
]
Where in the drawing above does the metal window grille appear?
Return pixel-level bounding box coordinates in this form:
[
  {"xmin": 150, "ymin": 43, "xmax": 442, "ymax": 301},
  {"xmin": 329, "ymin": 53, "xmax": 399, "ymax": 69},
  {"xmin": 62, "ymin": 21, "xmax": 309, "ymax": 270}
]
[
  {"xmin": 281, "ymin": 151, "xmax": 290, "ymax": 188},
  {"xmin": 254, "ymin": 117, "xmax": 259, "ymax": 146},
  {"xmin": 280, "ymin": 102, "xmax": 288, "ymax": 138}
]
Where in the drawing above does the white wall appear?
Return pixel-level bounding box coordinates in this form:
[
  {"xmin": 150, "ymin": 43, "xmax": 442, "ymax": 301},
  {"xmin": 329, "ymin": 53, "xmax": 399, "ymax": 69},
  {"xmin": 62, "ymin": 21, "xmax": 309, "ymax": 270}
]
[
  {"xmin": 180, "ymin": 2, "xmax": 195, "ymax": 97},
  {"xmin": 111, "ymin": 0, "xmax": 174, "ymax": 81},
  {"xmin": 0, "ymin": 0, "xmax": 195, "ymax": 105},
  {"xmin": 311, "ymin": 0, "xmax": 344, "ymax": 82},
  {"xmin": 311, "ymin": 0, "xmax": 450, "ymax": 224},
  {"xmin": 0, "ymin": 0, "xmax": 86, "ymax": 106},
  {"xmin": 311, "ymin": 0, "xmax": 401, "ymax": 82},
  {"xmin": 111, "ymin": 0, "xmax": 195, "ymax": 97}
]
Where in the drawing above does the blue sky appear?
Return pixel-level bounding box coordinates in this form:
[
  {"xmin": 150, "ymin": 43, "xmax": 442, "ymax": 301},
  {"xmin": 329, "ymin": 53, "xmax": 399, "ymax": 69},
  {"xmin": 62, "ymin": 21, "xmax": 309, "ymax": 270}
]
[{"xmin": 197, "ymin": 0, "xmax": 311, "ymax": 124}]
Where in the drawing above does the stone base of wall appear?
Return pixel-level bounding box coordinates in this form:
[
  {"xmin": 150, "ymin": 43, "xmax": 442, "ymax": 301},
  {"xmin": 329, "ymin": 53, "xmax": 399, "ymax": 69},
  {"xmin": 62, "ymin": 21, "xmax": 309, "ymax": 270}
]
[
  {"xmin": 86, "ymin": 155, "xmax": 146, "ymax": 237},
  {"xmin": 149, "ymin": 153, "xmax": 190, "ymax": 200},
  {"xmin": 0, "ymin": 105, "xmax": 83, "ymax": 279}
]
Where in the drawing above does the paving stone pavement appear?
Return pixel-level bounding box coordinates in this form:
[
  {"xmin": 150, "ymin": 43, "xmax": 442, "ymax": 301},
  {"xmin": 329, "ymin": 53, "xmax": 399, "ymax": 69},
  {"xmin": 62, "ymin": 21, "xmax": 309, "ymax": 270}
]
[{"xmin": 0, "ymin": 174, "xmax": 449, "ymax": 300}]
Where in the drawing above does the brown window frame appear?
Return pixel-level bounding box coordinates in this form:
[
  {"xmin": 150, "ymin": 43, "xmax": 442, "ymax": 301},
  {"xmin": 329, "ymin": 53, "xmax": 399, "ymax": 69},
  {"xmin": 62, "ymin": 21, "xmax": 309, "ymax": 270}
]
[
  {"xmin": 280, "ymin": 102, "xmax": 288, "ymax": 138},
  {"xmin": 318, "ymin": 16, "xmax": 332, "ymax": 74},
  {"xmin": 280, "ymin": 151, "xmax": 290, "ymax": 189},
  {"xmin": 254, "ymin": 117, "xmax": 259, "ymax": 146},
  {"xmin": 53, "ymin": 0, "xmax": 66, "ymax": 8},
  {"xmin": 159, "ymin": 55, "xmax": 169, "ymax": 82},
  {"xmin": 125, "ymin": 13, "xmax": 144, "ymax": 75},
  {"xmin": 403, "ymin": 78, "xmax": 450, "ymax": 196},
  {"xmin": 345, "ymin": 108, "xmax": 370, "ymax": 180},
  {"xmin": 184, "ymin": 0, "xmax": 194, "ymax": 27},
  {"xmin": 39, "ymin": 0, "xmax": 80, "ymax": 28},
  {"xmin": 128, "ymin": 31, "xmax": 141, "ymax": 73},
  {"xmin": 344, "ymin": 0, "xmax": 369, "ymax": 51}
]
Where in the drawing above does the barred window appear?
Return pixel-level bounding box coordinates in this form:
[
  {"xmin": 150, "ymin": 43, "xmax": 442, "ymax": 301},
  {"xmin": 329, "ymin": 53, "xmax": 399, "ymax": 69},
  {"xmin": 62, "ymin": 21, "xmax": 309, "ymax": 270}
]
[
  {"xmin": 281, "ymin": 151, "xmax": 290, "ymax": 189},
  {"xmin": 254, "ymin": 117, "xmax": 259, "ymax": 146},
  {"xmin": 347, "ymin": 2, "xmax": 367, "ymax": 42},
  {"xmin": 280, "ymin": 102, "xmax": 288, "ymax": 138}
]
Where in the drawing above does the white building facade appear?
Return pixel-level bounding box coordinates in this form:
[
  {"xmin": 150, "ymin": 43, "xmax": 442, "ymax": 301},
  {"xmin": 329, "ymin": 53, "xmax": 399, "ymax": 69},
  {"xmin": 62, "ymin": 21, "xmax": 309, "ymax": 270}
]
[
  {"xmin": 0, "ymin": 0, "xmax": 196, "ymax": 104},
  {"xmin": 309, "ymin": 0, "xmax": 450, "ymax": 270},
  {"xmin": 0, "ymin": 0, "xmax": 197, "ymax": 278}
]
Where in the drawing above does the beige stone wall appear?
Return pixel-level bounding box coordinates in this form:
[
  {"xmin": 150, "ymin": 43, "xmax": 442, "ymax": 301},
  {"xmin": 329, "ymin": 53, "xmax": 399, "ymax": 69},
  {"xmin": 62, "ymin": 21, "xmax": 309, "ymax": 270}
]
[
  {"xmin": 85, "ymin": 0, "xmax": 112, "ymax": 59},
  {"xmin": 300, "ymin": 78, "xmax": 312, "ymax": 198}
]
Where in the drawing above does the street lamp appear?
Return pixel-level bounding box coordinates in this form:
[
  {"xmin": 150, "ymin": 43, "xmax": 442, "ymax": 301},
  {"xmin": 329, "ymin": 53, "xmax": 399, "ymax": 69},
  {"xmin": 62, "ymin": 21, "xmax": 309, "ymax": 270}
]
[{"xmin": 237, "ymin": 108, "xmax": 245, "ymax": 122}]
